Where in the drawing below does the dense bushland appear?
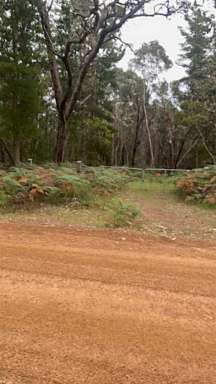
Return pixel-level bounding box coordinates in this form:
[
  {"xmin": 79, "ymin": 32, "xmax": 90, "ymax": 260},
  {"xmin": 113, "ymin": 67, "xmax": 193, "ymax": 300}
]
[
  {"xmin": 176, "ymin": 167, "xmax": 216, "ymax": 206},
  {"xmin": 0, "ymin": 166, "xmax": 129, "ymax": 206},
  {"xmin": 0, "ymin": 3, "xmax": 215, "ymax": 169}
]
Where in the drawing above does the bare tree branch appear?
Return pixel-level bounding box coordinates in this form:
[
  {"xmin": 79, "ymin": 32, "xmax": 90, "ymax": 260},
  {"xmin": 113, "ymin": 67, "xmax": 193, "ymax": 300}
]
[
  {"xmin": 36, "ymin": 0, "xmax": 63, "ymax": 111},
  {"xmin": 111, "ymin": 35, "xmax": 135, "ymax": 53},
  {"xmin": 47, "ymin": 0, "xmax": 55, "ymax": 12},
  {"xmin": 34, "ymin": 0, "xmax": 187, "ymax": 162}
]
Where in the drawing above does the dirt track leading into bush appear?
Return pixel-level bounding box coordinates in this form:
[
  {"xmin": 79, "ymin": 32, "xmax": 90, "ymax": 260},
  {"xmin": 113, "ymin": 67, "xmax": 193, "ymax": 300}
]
[{"xmin": 0, "ymin": 223, "xmax": 216, "ymax": 384}]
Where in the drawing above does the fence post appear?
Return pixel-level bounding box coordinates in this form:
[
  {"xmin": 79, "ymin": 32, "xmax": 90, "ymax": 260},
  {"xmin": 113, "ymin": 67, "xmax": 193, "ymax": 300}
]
[{"xmin": 76, "ymin": 160, "xmax": 82, "ymax": 174}]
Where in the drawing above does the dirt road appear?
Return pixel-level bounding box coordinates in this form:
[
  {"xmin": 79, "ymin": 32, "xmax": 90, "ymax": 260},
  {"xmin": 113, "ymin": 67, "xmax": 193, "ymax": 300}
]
[{"xmin": 0, "ymin": 223, "xmax": 216, "ymax": 383}]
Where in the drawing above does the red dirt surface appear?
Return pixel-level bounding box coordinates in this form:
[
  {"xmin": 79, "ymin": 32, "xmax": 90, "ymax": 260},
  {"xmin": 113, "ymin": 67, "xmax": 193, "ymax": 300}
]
[{"xmin": 0, "ymin": 223, "xmax": 216, "ymax": 384}]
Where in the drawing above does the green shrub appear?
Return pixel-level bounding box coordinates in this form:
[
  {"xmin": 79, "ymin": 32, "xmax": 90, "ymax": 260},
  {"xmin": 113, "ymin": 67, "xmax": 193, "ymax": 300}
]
[
  {"xmin": 176, "ymin": 168, "xmax": 216, "ymax": 206},
  {"xmin": 105, "ymin": 197, "xmax": 140, "ymax": 228},
  {"xmin": 0, "ymin": 165, "xmax": 131, "ymax": 208},
  {"xmin": 93, "ymin": 168, "xmax": 128, "ymax": 194},
  {"xmin": 2, "ymin": 175, "xmax": 24, "ymax": 194},
  {"xmin": 43, "ymin": 186, "xmax": 61, "ymax": 202},
  {"xmin": 54, "ymin": 174, "xmax": 92, "ymax": 204},
  {"xmin": 8, "ymin": 167, "xmax": 27, "ymax": 177},
  {"xmin": 57, "ymin": 165, "xmax": 77, "ymax": 175},
  {"xmin": 0, "ymin": 191, "xmax": 9, "ymax": 206}
]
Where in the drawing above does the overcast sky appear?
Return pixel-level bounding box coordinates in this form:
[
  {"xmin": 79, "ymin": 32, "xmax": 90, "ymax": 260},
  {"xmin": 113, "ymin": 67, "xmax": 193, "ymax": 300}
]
[
  {"xmin": 119, "ymin": 5, "xmax": 215, "ymax": 82},
  {"xmin": 119, "ymin": 13, "xmax": 186, "ymax": 82}
]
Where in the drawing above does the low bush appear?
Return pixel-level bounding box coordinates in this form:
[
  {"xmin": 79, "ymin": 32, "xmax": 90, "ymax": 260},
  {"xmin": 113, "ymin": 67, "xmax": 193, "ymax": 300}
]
[
  {"xmin": 105, "ymin": 197, "xmax": 140, "ymax": 228},
  {"xmin": 0, "ymin": 165, "xmax": 129, "ymax": 207},
  {"xmin": 2, "ymin": 175, "xmax": 25, "ymax": 195},
  {"xmin": 176, "ymin": 167, "xmax": 216, "ymax": 206},
  {"xmin": 92, "ymin": 168, "xmax": 128, "ymax": 194},
  {"xmin": 0, "ymin": 190, "xmax": 9, "ymax": 206},
  {"xmin": 54, "ymin": 174, "xmax": 92, "ymax": 205}
]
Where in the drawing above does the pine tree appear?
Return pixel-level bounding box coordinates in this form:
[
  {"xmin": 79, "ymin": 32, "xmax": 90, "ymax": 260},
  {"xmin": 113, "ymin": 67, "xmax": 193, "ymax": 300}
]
[
  {"xmin": 175, "ymin": 6, "xmax": 216, "ymax": 166},
  {"xmin": 179, "ymin": 6, "xmax": 213, "ymax": 85},
  {"xmin": 0, "ymin": 0, "xmax": 42, "ymax": 164}
]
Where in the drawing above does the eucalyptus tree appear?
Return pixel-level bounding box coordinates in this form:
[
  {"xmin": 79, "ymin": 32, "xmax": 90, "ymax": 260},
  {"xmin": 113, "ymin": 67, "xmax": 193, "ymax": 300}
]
[
  {"xmin": 68, "ymin": 43, "xmax": 124, "ymax": 165},
  {"xmin": 33, "ymin": 0, "xmax": 187, "ymax": 163},
  {"xmin": 130, "ymin": 41, "xmax": 172, "ymax": 166},
  {"xmin": 112, "ymin": 68, "xmax": 147, "ymax": 166}
]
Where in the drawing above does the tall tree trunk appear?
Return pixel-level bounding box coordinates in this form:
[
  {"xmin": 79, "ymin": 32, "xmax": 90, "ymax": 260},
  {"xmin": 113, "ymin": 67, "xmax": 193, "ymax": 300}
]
[
  {"xmin": 14, "ymin": 137, "xmax": 21, "ymax": 165},
  {"xmin": 55, "ymin": 115, "xmax": 67, "ymax": 164},
  {"xmin": 37, "ymin": 0, "xmax": 163, "ymax": 164},
  {"xmin": 0, "ymin": 147, "xmax": 5, "ymax": 163},
  {"xmin": 111, "ymin": 134, "xmax": 115, "ymax": 166},
  {"xmin": 176, "ymin": 138, "xmax": 198, "ymax": 168},
  {"xmin": 174, "ymin": 127, "xmax": 193, "ymax": 169},
  {"xmin": 121, "ymin": 145, "xmax": 126, "ymax": 166},
  {"xmin": 0, "ymin": 139, "xmax": 15, "ymax": 165},
  {"xmin": 143, "ymin": 84, "xmax": 155, "ymax": 167},
  {"xmin": 196, "ymin": 126, "xmax": 216, "ymax": 165},
  {"xmin": 131, "ymin": 113, "xmax": 141, "ymax": 167},
  {"xmin": 131, "ymin": 141, "xmax": 138, "ymax": 168}
]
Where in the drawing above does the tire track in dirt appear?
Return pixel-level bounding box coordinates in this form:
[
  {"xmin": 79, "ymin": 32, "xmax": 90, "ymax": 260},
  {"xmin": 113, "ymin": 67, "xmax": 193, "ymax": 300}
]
[{"xmin": 0, "ymin": 223, "xmax": 216, "ymax": 383}]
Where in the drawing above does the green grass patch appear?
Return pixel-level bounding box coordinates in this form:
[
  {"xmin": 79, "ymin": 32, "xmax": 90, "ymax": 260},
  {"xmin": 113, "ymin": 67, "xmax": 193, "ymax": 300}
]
[{"xmin": 127, "ymin": 175, "xmax": 176, "ymax": 196}]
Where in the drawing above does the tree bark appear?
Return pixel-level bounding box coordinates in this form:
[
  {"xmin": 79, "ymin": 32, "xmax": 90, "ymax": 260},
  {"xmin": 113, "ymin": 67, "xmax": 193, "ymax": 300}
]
[
  {"xmin": 174, "ymin": 127, "xmax": 193, "ymax": 169},
  {"xmin": 196, "ymin": 126, "xmax": 216, "ymax": 165},
  {"xmin": 14, "ymin": 137, "xmax": 21, "ymax": 165},
  {"xmin": 0, "ymin": 139, "xmax": 15, "ymax": 165},
  {"xmin": 36, "ymin": 0, "xmax": 178, "ymax": 164},
  {"xmin": 176, "ymin": 138, "xmax": 198, "ymax": 168},
  {"xmin": 55, "ymin": 115, "xmax": 67, "ymax": 164},
  {"xmin": 131, "ymin": 108, "xmax": 142, "ymax": 167},
  {"xmin": 143, "ymin": 84, "xmax": 155, "ymax": 167},
  {"xmin": 131, "ymin": 139, "xmax": 138, "ymax": 167}
]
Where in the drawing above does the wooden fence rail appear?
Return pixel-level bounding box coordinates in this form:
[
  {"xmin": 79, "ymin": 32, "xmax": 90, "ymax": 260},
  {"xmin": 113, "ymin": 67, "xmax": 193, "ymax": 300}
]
[{"xmin": 76, "ymin": 162, "xmax": 190, "ymax": 177}]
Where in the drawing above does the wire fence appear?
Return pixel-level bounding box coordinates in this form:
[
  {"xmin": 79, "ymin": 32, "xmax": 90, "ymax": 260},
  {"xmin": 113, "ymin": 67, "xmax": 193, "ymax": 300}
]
[{"xmin": 74, "ymin": 161, "xmax": 190, "ymax": 178}]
